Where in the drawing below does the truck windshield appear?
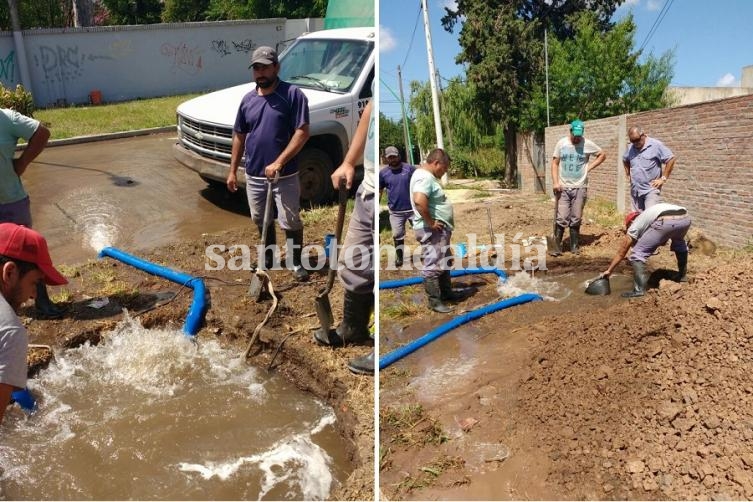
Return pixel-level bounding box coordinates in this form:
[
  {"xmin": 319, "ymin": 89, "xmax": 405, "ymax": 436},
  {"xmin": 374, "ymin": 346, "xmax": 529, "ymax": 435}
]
[{"xmin": 280, "ymin": 38, "xmax": 372, "ymax": 94}]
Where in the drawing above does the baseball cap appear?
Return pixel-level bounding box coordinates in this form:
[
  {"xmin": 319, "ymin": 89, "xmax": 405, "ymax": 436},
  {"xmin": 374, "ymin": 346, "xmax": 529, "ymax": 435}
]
[
  {"xmin": 384, "ymin": 146, "xmax": 400, "ymax": 158},
  {"xmin": 0, "ymin": 223, "xmax": 67, "ymax": 286},
  {"xmin": 249, "ymin": 46, "xmax": 278, "ymax": 67},
  {"xmin": 570, "ymin": 119, "xmax": 585, "ymax": 137},
  {"xmin": 624, "ymin": 211, "xmax": 641, "ymax": 229}
]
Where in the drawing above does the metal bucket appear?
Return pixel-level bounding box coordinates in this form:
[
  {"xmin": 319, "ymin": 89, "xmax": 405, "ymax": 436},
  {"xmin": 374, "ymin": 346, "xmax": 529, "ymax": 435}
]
[{"xmin": 585, "ymin": 276, "xmax": 611, "ymax": 295}]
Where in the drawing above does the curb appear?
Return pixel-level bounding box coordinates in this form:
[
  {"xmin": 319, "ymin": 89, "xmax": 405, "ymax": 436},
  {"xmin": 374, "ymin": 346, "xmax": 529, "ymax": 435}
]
[
  {"xmin": 17, "ymin": 126, "xmax": 176, "ymax": 150},
  {"xmin": 47, "ymin": 126, "xmax": 176, "ymax": 147}
]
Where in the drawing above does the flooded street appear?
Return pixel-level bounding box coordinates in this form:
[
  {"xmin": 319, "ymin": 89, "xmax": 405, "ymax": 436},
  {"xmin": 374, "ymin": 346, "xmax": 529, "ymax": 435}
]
[
  {"xmin": 3, "ymin": 133, "xmax": 355, "ymax": 500},
  {"xmin": 1, "ymin": 316, "xmax": 350, "ymax": 500},
  {"xmin": 25, "ymin": 132, "xmax": 251, "ymax": 266}
]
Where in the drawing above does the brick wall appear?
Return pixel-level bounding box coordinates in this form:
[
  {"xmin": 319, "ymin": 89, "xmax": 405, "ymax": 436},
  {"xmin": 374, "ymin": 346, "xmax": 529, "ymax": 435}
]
[{"xmin": 519, "ymin": 94, "xmax": 753, "ymax": 248}]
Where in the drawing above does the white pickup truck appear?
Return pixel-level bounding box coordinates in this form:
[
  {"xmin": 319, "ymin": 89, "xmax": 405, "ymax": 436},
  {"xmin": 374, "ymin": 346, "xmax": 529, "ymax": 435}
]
[{"xmin": 173, "ymin": 27, "xmax": 375, "ymax": 204}]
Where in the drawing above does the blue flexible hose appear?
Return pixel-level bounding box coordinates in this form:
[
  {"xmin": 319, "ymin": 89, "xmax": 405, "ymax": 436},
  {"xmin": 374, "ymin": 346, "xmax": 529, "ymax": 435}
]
[
  {"xmin": 379, "ymin": 267, "xmax": 508, "ymax": 289},
  {"xmin": 379, "ymin": 293, "xmax": 542, "ymax": 370},
  {"xmin": 98, "ymin": 247, "xmax": 208, "ymax": 337},
  {"xmin": 378, "ymin": 267, "xmax": 541, "ymax": 370}
]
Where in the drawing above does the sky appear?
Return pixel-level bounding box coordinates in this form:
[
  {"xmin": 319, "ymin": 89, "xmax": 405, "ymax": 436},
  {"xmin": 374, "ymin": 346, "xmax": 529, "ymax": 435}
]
[{"xmin": 378, "ymin": 0, "xmax": 753, "ymax": 121}]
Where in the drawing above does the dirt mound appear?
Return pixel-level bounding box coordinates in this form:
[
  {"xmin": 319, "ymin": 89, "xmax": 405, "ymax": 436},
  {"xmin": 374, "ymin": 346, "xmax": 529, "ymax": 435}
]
[
  {"xmin": 379, "ymin": 189, "xmax": 752, "ymax": 500},
  {"xmin": 521, "ymin": 261, "xmax": 753, "ymax": 499}
]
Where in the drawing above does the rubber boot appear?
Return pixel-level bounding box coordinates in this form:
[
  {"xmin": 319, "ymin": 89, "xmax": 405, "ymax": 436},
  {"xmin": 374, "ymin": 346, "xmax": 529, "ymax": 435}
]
[
  {"xmin": 622, "ymin": 261, "xmax": 648, "ymax": 298},
  {"xmin": 439, "ymin": 271, "xmax": 465, "ymax": 302},
  {"xmin": 256, "ymin": 223, "xmax": 276, "ymax": 269},
  {"xmin": 285, "ymin": 228, "xmax": 309, "ymax": 282},
  {"xmin": 394, "ymin": 238, "xmax": 404, "ymax": 267},
  {"xmin": 347, "ymin": 350, "xmax": 375, "ymax": 376},
  {"xmin": 314, "ymin": 290, "xmax": 374, "ymax": 346},
  {"xmin": 549, "ymin": 225, "xmax": 565, "ymax": 256},
  {"xmin": 35, "ymin": 281, "xmax": 64, "ymax": 319},
  {"xmin": 570, "ymin": 226, "xmax": 581, "ymax": 255},
  {"xmin": 675, "ymin": 251, "xmax": 688, "ymax": 282},
  {"xmin": 425, "ymin": 276, "xmax": 454, "ymax": 313}
]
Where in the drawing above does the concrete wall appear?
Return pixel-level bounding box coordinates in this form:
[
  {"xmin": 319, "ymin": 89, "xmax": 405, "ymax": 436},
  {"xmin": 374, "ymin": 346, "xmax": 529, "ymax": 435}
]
[
  {"xmin": 0, "ymin": 18, "xmax": 324, "ymax": 107},
  {"xmin": 521, "ymin": 94, "xmax": 753, "ymax": 249},
  {"xmin": 666, "ymin": 86, "xmax": 753, "ymax": 107}
]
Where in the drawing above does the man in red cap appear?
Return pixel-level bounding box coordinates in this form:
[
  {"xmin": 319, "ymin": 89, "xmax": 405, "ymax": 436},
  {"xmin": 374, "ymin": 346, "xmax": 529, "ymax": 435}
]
[
  {"xmin": 0, "ymin": 223, "xmax": 67, "ymax": 424},
  {"xmin": 600, "ymin": 203, "xmax": 691, "ymax": 298}
]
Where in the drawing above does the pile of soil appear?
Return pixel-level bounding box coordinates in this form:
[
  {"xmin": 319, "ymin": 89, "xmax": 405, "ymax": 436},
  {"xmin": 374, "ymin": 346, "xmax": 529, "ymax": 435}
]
[
  {"xmin": 379, "ymin": 187, "xmax": 747, "ymax": 500},
  {"xmin": 21, "ymin": 210, "xmax": 374, "ymax": 501}
]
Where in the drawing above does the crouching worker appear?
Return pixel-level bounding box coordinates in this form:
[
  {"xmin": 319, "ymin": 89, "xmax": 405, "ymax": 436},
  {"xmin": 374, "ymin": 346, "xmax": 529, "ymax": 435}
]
[
  {"xmin": 601, "ymin": 202, "xmax": 691, "ymax": 298},
  {"xmin": 0, "ymin": 223, "xmax": 68, "ymax": 425}
]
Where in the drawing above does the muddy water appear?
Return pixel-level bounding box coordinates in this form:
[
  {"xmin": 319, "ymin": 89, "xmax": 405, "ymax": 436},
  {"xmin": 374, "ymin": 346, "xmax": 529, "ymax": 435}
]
[
  {"xmin": 25, "ymin": 132, "xmax": 251, "ymax": 266},
  {"xmin": 0, "ymin": 316, "xmax": 350, "ymax": 500},
  {"xmin": 381, "ymin": 270, "xmax": 635, "ymax": 367},
  {"xmin": 380, "ymin": 270, "xmax": 637, "ymax": 499}
]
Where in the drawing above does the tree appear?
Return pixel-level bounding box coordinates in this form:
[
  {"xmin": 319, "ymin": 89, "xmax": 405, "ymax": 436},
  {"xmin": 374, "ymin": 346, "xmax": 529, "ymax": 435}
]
[
  {"xmin": 162, "ymin": 0, "xmax": 210, "ymax": 22},
  {"xmin": 204, "ymin": 0, "xmax": 325, "ymax": 21},
  {"xmin": 101, "ymin": 0, "xmax": 162, "ymax": 24},
  {"xmin": 521, "ymin": 11, "xmax": 673, "ymax": 130},
  {"xmin": 1, "ymin": 0, "xmax": 68, "ymax": 29},
  {"xmin": 72, "ymin": 0, "xmax": 92, "ymax": 26},
  {"xmin": 441, "ymin": 0, "xmax": 626, "ymax": 186},
  {"xmin": 378, "ymin": 113, "xmax": 405, "ymax": 155}
]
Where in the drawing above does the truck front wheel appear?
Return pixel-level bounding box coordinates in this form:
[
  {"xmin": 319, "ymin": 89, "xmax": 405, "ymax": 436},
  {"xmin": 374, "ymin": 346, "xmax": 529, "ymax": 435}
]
[{"xmin": 298, "ymin": 147, "xmax": 335, "ymax": 205}]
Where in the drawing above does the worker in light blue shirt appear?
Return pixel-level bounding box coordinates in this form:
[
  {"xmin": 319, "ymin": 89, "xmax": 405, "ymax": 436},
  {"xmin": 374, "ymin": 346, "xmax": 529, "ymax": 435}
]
[{"xmin": 622, "ymin": 126, "xmax": 676, "ymax": 211}]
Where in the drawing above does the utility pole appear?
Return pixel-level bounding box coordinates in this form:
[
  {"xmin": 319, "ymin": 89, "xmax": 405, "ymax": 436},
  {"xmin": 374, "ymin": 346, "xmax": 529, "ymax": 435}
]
[
  {"xmin": 6, "ymin": 0, "xmax": 33, "ymax": 94},
  {"xmin": 397, "ymin": 65, "xmax": 414, "ymax": 164},
  {"xmin": 421, "ymin": 0, "xmax": 447, "ymax": 184},
  {"xmin": 437, "ymin": 71, "xmax": 453, "ymax": 151},
  {"xmin": 545, "ymin": 29, "xmax": 550, "ymax": 127}
]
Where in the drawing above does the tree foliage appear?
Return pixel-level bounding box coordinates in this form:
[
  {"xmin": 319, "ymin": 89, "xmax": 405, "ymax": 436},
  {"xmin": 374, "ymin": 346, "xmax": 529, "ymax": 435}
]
[
  {"xmin": 101, "ymin": 0, "xmax": 162, "ymax": 24},
  {"xmin": 162, "ymin": 0, "xmax": 210, "ymax": 22},
  {"xmin": 0, "ymin": 0, "xmax": 69, "ymax": 29},
  {"xmin": 1, "ymin": 0, "xmax": 326, "ymax": 27},
  {"xmin": 521, "ymin": 11, "xmax": 673, "ymax": 129},
  {"xmin": 438, "ymin": 0, "xmax": 673, "ymax": 185},
  {"xmin": 378, "ymin": 113, "xmax": 405, "ymax": 154},
  {"xmin": 203, "ymin": 0, "xmax": 326, "ymax": 22}
]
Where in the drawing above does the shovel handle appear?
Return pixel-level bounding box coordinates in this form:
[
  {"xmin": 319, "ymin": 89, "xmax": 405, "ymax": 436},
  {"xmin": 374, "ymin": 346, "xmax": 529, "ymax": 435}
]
[
  {"xmin": 319, "ymin": 177, "xmax": 348, "ymax": 296},
  {"xmin": 258, "ymin": 180, "xmax": 274, "ymax": 269},
  {"xmin": 335, "ymin": 177, "xmax": 348, "ymax": 243}
]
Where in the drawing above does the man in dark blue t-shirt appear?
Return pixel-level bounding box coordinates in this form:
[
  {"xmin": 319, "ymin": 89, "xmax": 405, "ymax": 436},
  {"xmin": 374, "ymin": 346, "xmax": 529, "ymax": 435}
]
[
  {"xmin": 227, "ymin": 46, "xmax": 310, "ymax": 281},
  {"xmin": 378, "ymin": 146, "xmax": 415, "ymax": 267}
]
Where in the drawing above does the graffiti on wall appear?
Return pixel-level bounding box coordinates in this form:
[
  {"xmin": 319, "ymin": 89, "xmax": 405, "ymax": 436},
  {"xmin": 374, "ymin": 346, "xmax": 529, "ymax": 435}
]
[
  {"xmin": 161, "ymin": 42, "xmax": 203, "ymax": 74},
  {"xmin": 210, "ymin": 38, "xmax": 256, "ymax": 58},
  {"xmin": 210, "ymin": 40, "xmax": 231, "ymax": 57},
  {"xmin": 232, "ymin": 39, "xmax": 255, "ymax": 53},
  {"xmin": 0, "ymin": 51, "xmax": 16, "ymax": 86},
  {"xmin": 33, "ymin": 45, "xmax": 113, "ymax": 83}
]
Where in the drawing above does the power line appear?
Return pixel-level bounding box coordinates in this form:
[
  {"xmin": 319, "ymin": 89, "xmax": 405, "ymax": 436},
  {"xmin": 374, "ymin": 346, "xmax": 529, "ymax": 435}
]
[
  {"xmin": 638, "ymin": 0, "xmax": 675, "ymax": 53},
  {"xmin": 401, "ymin": 2, "xmax": 423, "ymax": 70}
]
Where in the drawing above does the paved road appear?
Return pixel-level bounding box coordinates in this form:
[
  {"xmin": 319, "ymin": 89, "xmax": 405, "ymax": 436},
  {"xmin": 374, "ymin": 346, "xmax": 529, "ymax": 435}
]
[{"xmin": 25, "ymin": 131, "xmax": 251, "ymax": 266}]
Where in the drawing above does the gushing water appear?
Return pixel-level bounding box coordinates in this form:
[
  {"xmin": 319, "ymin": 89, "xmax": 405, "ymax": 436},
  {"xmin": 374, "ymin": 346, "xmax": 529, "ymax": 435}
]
[
  {"xmin": 0, "ymin": 315, "xmax": 348, "ymax": 500},
  {"xmin": 59, "ymin": 188, "xmax": 121, "ymax": 252},
  {"xmin": 496, "ymin": 270, "xmax": 572, "ymax": 301}
]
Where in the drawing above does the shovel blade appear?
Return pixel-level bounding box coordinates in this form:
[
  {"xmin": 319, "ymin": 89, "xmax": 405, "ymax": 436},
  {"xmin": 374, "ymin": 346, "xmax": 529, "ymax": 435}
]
[
  {"xmin": 247, "ymin": 273, "xmax": 268, "ymax": 301},
  {"xmin": 546, "ymin": 234, "xmax": 561, "ymax": 255},
  {"xmin": 314, "ymin": 292, "xmax": 334, "ymax": 331}
]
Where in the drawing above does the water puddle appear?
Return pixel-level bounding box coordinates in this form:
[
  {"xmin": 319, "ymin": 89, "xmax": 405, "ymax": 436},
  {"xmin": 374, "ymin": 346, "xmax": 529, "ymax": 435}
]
[{"xmin": 0, "ymin": 316, "xmax": 350, "ymax": 500}]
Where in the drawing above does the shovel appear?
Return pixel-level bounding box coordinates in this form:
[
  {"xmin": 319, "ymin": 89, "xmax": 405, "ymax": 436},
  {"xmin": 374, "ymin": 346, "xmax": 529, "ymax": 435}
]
[
  {"xmin": 546, "ymin": 191, "xmax": 562, "ymax": 255},
  {"xmin": 314, "ymin": 177, "xmax": 348, "ymax": 340},
  {"xmin": 248, "ymin": 176, "xmax": 275, "ymax": 301}
]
